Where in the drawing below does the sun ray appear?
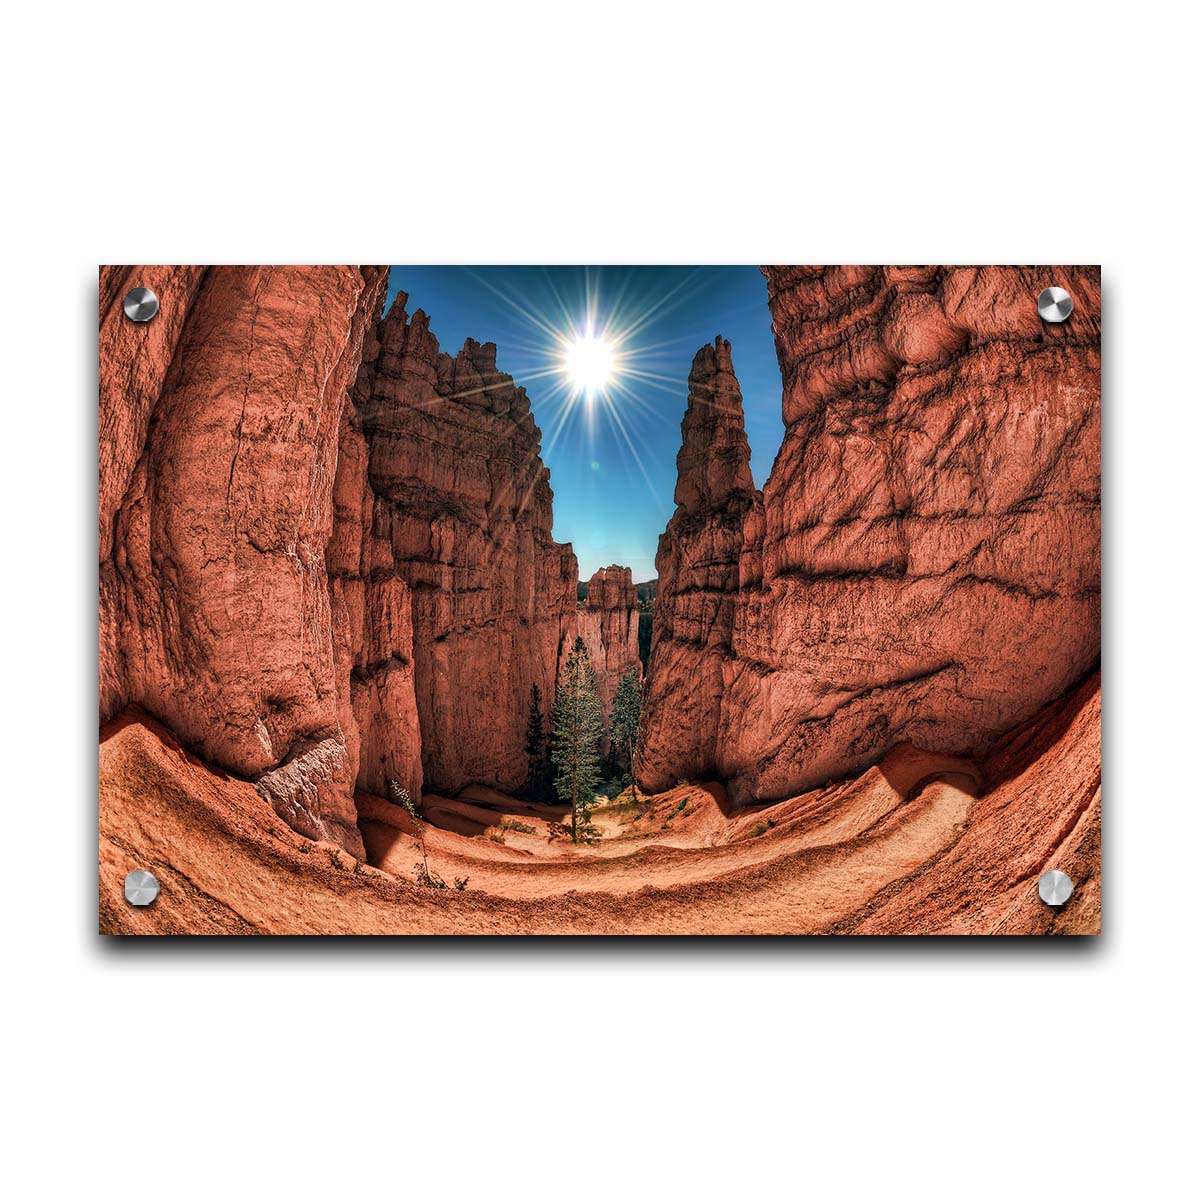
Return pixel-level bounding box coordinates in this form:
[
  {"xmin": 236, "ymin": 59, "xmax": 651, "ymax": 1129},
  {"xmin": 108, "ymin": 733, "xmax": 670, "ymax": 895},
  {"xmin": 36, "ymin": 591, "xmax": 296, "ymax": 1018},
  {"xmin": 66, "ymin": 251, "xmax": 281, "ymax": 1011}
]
[
  {"xmin": 613, "ymin": 266, "xmax": 712, "ymax": 340},
  {"xmin": 461, "ymin": 267, "xmax": 570, "ymax": 343},
  {"xmin": 598, "ymin": 388, "xmax": 669, "ymax": 510},
  {"xmin": 425, "ymin": 268, "xmax": 734, "ymax": 578}
]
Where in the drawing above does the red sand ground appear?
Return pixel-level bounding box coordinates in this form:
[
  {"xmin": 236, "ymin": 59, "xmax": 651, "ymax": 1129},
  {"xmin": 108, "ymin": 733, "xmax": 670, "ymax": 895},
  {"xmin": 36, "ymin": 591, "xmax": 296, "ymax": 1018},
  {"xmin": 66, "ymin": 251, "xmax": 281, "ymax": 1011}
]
[{"xmin": 100, "ymin": 674, "xmax": 1099, "ymax": 935}]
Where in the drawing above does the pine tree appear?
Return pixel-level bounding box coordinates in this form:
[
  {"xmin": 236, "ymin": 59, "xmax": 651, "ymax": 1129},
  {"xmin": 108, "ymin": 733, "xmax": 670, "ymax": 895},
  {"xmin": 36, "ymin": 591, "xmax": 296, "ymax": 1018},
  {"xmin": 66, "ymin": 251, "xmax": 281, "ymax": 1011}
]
[
  {"xmin": 524, "ymin": 683, "xmax": 552, "ymax": 803},
  {"xmin": 610, "ymin": 666, "xmax": 644, "ymax": 801},
  {"xmin": 551, "ymin": 636, "xmax": 604, "ymax": 844}
]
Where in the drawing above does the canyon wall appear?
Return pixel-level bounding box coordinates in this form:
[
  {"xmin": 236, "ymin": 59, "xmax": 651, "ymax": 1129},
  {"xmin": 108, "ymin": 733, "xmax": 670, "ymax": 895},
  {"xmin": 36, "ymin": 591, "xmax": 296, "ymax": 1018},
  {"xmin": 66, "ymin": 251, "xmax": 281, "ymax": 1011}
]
[
  {"xmin": 100, "ymin": 266, "xmax": 403, "ymax": 855},
  {"xmin": 352, "ymin": 294, "xmax": 581, "ymax": 795},
  {"xmin": 327, "ymin": 399, "xmax": 423, "ymax": 810},
  {"xmin": 101, "ymin": 267, "xmax": 641, "ymax": 846},
  {"xmin": 642, "ymin": 266, "xmax": 1101, "ymax": 803}
]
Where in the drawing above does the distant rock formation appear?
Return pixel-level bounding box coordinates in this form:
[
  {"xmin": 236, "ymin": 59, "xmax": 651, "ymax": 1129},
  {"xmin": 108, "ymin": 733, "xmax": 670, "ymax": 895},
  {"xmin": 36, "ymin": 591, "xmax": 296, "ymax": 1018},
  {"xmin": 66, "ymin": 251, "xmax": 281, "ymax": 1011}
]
[
  {"xmin": 575, "ymin": 566, "xmax": 642, "ymax": 749},
  {"xmin": 641, "ymin": 267, "xmax": 1101, "ymax": 803}
]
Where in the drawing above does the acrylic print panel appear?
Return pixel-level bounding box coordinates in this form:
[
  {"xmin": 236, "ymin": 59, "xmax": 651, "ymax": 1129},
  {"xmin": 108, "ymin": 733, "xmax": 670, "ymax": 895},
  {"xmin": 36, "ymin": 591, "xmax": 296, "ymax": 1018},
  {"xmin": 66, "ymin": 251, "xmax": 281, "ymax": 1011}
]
[{"xmin": 98, "ymin": 266, "xmax": 1101, "ymax": 935}]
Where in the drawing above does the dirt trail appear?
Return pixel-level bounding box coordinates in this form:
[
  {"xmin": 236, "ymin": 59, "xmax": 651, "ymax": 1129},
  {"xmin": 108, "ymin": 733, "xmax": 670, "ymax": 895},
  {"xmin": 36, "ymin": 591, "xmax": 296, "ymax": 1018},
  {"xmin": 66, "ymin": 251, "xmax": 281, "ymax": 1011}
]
[
  {"xmin": 358, "ymin": 744, "xmax": 982, "ymax": 904},
  {"xmin": 100, "ymin": 673, "xmax": 1099, "ymax": 934}
]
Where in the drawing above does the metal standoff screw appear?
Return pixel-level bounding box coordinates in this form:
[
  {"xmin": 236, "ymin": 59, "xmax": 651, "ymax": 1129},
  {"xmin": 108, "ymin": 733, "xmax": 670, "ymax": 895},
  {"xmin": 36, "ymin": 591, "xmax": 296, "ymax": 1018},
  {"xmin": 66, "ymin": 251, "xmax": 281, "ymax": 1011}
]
[
  {"xmin": 123, "ymin": 286, "xmax": 160, "ymax": 323},
  {"xmin": 1037, "ymin": 286, "xmax": 1074, "ymax": 324},
  {"xmin": 124, "ymin": 869, "xmax": 161, "ymax": 906},
  {"xmin": 1038, "ymin": 869, "xmax": 1074, "ymax": 907}
]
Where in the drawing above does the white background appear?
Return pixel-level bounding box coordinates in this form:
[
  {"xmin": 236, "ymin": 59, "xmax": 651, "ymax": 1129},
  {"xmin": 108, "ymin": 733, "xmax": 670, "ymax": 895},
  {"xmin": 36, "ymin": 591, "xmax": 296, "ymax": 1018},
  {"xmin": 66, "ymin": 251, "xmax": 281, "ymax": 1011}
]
[{"xmin": 2, "ymin": 2, "xmax": 1196, "ymax": 1196}]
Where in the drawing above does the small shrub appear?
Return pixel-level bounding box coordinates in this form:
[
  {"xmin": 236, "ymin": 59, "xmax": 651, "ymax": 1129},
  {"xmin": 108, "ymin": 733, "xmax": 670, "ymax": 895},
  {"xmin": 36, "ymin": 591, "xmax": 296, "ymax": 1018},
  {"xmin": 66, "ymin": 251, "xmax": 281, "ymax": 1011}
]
[
  {"xmin": 413, "ymin": 860, "xmax": 448, "ymax": 889},
  {"xmin": 749, "ymin": 821, "xmax": 770, "ymax": 838},
  {"xmin": 390, "ymin": 777, "xmax": 445, "ymax": 888},
  {"xmin": 575, "ymin": 823, "xmax": 603, "ymax": 845},
  {"xmin": 501, "ymin": 818, "xmax": 535, "ymax": 834},
  {"xmin": 487, "ymin": 828, "xmax": 507, "ymax": 844},
  {"xmin": 454, "ymin": 876, "xmax": 469, "ymax": 891}
]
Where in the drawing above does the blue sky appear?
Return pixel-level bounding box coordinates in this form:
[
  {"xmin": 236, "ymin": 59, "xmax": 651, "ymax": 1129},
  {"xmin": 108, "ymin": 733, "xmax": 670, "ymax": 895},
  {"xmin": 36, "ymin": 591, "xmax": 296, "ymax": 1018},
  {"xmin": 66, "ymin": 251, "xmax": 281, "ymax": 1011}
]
[{"xmin": 386, "ymin": 266, "xmax": 784, "ymax": 580}]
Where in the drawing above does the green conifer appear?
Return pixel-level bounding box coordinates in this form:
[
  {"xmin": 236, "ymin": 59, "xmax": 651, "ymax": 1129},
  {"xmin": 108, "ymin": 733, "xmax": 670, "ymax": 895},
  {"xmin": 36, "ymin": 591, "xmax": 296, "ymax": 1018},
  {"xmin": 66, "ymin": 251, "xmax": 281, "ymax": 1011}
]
[
  {"xmin": 551, "ymin": 637, "xmax": 604, "ymax": 843},
  {"xmin": 610, "ymin": 666, "xmax": 644, "ymax": 801},
  {"xmin": 524, "ymin": 683, "xmax": 552, "ymax": 802}
]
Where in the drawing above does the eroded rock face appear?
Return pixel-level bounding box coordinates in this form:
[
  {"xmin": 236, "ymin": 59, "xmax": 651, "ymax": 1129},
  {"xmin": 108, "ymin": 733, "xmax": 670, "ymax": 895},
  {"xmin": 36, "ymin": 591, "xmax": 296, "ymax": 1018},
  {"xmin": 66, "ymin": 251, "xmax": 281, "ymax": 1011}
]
[
  {"xmin": 642, "ymin": 268, "xmax": 1100, "ymax": 803},
  {"xmin": 354, "ymin": 295, "xmax": 579, "ymax": 795},
  {"xmin": 327, "ymin": 397, "xmax": 423, "ymax": 809},
  {"xmin": 99, "ymin": 265, "xmax": 401, "ymax": 855},
  {"xmin": 640, "ymin": 338, "xmax": 762, "ymax": 786},
  {"xmin": 575, "ymin": 566, "xmax": 641, "ymax": 747},
  {"xmin": 101, "ymin": 268, "xmax": 640, "ymax": 838}
]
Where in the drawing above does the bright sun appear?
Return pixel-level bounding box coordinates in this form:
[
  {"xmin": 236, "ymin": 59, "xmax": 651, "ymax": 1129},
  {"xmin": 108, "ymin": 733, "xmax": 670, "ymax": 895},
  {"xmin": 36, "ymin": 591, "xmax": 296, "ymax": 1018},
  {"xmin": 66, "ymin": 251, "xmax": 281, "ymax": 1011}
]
[{"xmin": 564, "ymin": 333, "xmax": 614, "ymax": 393}]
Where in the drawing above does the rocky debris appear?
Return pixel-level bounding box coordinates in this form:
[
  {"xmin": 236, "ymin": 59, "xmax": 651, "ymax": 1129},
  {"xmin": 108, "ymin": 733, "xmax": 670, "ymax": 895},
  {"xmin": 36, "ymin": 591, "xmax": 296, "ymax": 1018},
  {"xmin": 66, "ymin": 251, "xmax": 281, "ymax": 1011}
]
[
  {"xmin": 353, "ymin": 294, "xmax": 580, "ymax": 795},
  {"xmin": 99, "ymin": 265, "xmax": 398, "ymax": 855},
  {"xmin": 641, "ymin": 268, "xmax": 1100, "ymax": 804}
]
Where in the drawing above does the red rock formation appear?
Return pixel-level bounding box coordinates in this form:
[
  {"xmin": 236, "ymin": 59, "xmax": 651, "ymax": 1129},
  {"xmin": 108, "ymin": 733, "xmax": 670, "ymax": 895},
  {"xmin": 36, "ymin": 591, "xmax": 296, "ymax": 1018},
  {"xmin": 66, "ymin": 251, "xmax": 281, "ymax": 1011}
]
[
  {"xmin": 99, "ymin": 265, "xmax": 408, "ymax": 855},
  {"xmin": 100, "ymin": 267, "xmax": 637, "ymax": 844},
  {"xmin": 327, "ymin": 399, "xmax": 423, "ymax": 808},
  {"xmin": 575, "ymin": 565, "xmax": 642, "ymax": 746},
  {"xmin": 640, "ymin": 338, "xmax": 762, "ymax": 786},
  {"xmin": 353, "ymin": 295, "xmax": 579, "ymax": 795},
  {"xmin": 642, "ymin": 268, "xmax": 1100, "ymax": 804}
]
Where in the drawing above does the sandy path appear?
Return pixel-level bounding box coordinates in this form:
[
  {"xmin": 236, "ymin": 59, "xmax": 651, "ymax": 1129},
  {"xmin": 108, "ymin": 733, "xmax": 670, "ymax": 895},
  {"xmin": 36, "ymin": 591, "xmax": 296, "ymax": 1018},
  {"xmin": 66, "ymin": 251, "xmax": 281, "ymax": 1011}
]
[{"xmin": 359, "ymin": 746, "xmax": 981, "ymax": 905}]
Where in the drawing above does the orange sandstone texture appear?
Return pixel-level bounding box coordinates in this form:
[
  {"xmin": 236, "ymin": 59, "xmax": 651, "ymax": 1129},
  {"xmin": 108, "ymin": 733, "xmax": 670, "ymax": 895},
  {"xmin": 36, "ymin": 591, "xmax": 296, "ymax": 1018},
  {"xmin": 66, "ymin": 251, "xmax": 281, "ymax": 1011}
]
[
  {"xmin": 99, "ymin": 266, "xmax": 406, "ymax": 856},
  {"xmin": 639, "ymin": 337, "xmax": 761, "ymax": 786},
  {"xmin": 641, "ymin": 267, "xmax": 1100, "ymax": 805},
  {"xmin": 353, "ymin": 297, "xmax": 576, "ymax": 794},
  {"xmin": 100, "ymin": 268, "xmax": 639, "ymax": 855},
  {"xmin": 352, "ymin": 295, "xmax": 637, "ymax": 794},
  {"xmin": 99, "ymin": 672, "xmax": 1098, "ymax": 934},
  {"xmin": 98, "ymin": 264, "xmax": 1100, "ymax": 935}
]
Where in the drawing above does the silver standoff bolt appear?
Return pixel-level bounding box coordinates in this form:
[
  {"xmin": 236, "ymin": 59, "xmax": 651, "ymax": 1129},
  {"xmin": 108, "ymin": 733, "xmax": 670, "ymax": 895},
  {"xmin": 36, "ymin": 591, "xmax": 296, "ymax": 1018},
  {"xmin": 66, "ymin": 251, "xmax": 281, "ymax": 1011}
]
[
  {"xmin": 124, "ymin": 869, "xmax": 161, "ymax": 906},
  {"xmin": 1037, "ymin": 869, "xmax": 1074, "ymax": 907},
  {"xmin": 123, "ymin": 286, "xmax": 160, "ymax": 323},
  {"xmin": 1037, "ymin": 286, "xmax": 1073, "ymax": 324}
]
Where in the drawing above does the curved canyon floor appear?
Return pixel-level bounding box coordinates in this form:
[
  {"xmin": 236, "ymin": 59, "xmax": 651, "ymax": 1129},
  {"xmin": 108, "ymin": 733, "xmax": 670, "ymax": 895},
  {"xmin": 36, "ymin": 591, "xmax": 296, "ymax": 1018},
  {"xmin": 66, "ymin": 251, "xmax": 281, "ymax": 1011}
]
[{"xmin": 100, "ymin": 674, "xmax": 1099, "ymax": 936}]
